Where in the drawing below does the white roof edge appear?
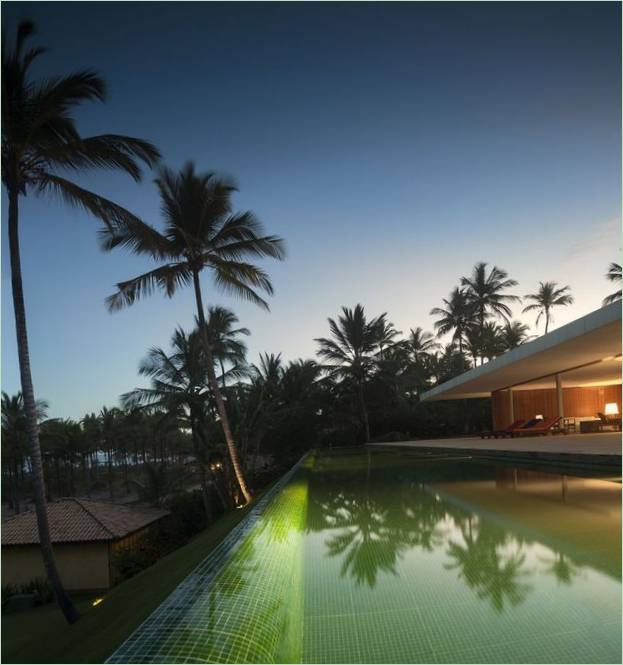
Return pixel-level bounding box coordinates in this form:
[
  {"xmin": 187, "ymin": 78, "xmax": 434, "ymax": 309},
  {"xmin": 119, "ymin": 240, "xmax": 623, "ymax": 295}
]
[{"xmin": 420, "ymin": 302, "xmax": 622, "ymax": 402}]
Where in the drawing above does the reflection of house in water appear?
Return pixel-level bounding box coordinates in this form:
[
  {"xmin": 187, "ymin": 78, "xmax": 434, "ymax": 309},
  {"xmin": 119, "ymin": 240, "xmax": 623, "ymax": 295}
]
[{"xmin": 433, "ymin": 469, "xmax": 621, "ymax": 579}]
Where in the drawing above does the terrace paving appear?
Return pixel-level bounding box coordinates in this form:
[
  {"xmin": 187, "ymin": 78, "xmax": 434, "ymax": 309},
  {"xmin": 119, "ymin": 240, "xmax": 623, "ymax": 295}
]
[{"xmin": 369, "ymin": 431, "xmax": 621, "ymax": 467}]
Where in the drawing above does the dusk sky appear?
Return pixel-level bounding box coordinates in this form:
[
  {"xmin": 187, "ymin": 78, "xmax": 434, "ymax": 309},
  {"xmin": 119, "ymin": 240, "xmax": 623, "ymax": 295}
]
[{"xmin": 2, "ymin": 1, "xmax": 621, "ymax": 419}]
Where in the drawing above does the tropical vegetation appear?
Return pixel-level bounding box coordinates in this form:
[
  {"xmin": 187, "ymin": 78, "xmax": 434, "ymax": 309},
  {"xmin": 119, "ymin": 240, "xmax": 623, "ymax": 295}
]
[
  {"xmin": 522, "ymin": 281, "xmax": 574, "ymax": 334},
  {"xmin": 603, "ymin": 262, "xmax": 622, "ymax": 305},
  {"xmin": 103, "ymin": 162, "xmax": 285, "ymax": 505},
  {"xmin": 2, "ymin": 16, "xmax": 617, "ymax": 631},
  {"xmin": 2, "ymin": 19, "xmax": 159, "ymax": 623}
]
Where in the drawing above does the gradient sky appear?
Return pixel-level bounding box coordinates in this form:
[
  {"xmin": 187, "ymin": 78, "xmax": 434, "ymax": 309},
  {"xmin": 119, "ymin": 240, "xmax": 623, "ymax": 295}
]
[{"xmin": 2, "ymin": 2, "xmax": 621, "ymax": 419}]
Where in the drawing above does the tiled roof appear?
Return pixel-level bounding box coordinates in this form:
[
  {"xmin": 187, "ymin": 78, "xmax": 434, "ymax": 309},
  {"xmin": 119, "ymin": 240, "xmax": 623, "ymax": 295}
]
[{"xmin": 1, "ymin": 499, "xmax": 169, "ymax": 546}]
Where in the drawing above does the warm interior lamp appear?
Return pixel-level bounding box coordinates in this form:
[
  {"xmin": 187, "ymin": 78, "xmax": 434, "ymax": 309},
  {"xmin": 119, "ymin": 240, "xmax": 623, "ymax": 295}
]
[
  {"xmin": 92, "ymin": 597, "xmax": 104, "ymax": 607},
  {"xmin": 535, "ymin": 414, "xmax": 544, "ymax": 420},
  {"xmin": 604, "ymin": 403, "xmax": 619, "ymax": 416}
]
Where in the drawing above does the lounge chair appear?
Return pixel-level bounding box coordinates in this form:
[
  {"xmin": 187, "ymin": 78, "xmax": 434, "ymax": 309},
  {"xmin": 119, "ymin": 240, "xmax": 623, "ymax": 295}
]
[
  {"xmin": 510, "ymin": 416, "xmax": 562, "ymax": 437},
  {"xmin": 480, "ymin": 419, "xmax": 526, "ymax": 439}
]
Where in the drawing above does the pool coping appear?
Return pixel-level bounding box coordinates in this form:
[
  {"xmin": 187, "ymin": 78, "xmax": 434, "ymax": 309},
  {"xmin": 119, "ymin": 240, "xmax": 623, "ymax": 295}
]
[
  {"xmin": 107, "ymin": 451, "xmax": 311, "ymax": 663},
  {"xmin": 366, "ymin": 443, "xmax": 621, "ymax": 472}
]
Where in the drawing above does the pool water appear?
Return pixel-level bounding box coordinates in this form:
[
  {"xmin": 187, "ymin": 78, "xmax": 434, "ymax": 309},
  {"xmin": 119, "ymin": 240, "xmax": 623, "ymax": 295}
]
[{"xmin": 110, "ymin": 451, "xmax": 622, "ymax": 663}]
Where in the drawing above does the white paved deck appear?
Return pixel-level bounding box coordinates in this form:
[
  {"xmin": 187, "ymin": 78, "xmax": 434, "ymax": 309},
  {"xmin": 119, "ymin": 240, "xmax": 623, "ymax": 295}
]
[{"xmin": 370, "ymin": 431, "xmax": 621, "ymax": 456}]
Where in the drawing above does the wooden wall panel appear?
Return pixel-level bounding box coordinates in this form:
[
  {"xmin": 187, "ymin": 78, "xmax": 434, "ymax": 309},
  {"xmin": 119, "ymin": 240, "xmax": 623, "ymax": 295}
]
[
  {"xmin": 513, "ymin": 389, "xmax": 557, "ymax": 422},
  {"xmin": 491, "ymin": 384, "xmax": 622, "ymax": 428},
  {"xmin": 491, "ymin": 390, "xmax": 510, "ymax": 431}
]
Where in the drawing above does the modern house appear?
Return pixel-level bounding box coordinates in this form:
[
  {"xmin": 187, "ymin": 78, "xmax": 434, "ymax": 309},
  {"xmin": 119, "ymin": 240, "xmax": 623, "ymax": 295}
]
[
  {"xmin": 1, "ymin": 499, "xmax": 169, "ymax": 591},
  {"xmin": 421, "ymin": 302, "xmax": 622, "ymax": 432}
]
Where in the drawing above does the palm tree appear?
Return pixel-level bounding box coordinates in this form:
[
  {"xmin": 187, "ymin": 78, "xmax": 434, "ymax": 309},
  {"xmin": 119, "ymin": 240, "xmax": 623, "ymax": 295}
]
[
  {"xmin": 394, "ymin": 328, "xmax": 440, "ymax": 398},
  {"xmin": 499, "ymin": 321, "xmax": 532, "ymax": 350},
  {"xmin": 603, "ymin": 262, "xmax": 622, "ymax": 305},
  {"xmin": 428, "ymin": 343, "xmax": 469, "ymax": 384},
  {"xmin": 243, "ymin": 353, "xmax": 284, "ymax": 470},
  {"xmin": 463, "ymin": 326, "xmax": 483, "ymax": 367},
  {"xmin": 373, "ymin": 317, "xmax": 401, "ymax": 359},
  {"xmin": 204, "ymin": 306, "xmax": 250, "ymax": 389},
  {"xmin": 430, "ymin": 287, "xmax": 474, "ymax": 356},
  {"xmin": 130, "ymin": 462, "xmax": 181, "ymax": 507},
  {"xmin": 479, "ymin": 322, "xmax": 505, "ymax": 361},
  {"xmin": 2, "ymin": 21, "xmax": 159, "ymax": 623},
  {"xmin": 103, "ymin": 163, "xmax": 285, "ymax": 504},
  {"xmin": 460, "ymin": 263, "xmax": 520, "ymax": 363},
  {"xmin": 99, "ymin": 407, "xmax": 121, "ymax": 500},
  {"xmin": 123, "ymin": 327, "xmax": 230, "ymax": 514},
  {"xmin": 316, "ymin": 305, "xmax": 388, "ymax": 442},
  {"xmin": 1, "ymin": 392, "xmax": 48, "ymax": 514},
  {"xmin": 402, "ymin": 327, "xmax": 440, "ymax": 364},
  {"xmin": 522, "ymin": 281, "xmax": 573, "ymax": 334}
]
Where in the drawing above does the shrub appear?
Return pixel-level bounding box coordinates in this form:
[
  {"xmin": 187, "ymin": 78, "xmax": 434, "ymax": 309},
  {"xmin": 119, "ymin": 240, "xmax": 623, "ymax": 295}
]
[
  {"xmin": 111, "ymin": 547, "xmax": 156, "ymax": 581},
  {"xmin": 167, "ymin": 490, "xmax": 209, "ymax": 539},
  {"xmin": 21, "ymin": 577, "xmax": 54, "ymax": 604},
  {"xmin": 1, "ymin": 577, "xmax": 54, "ymax": 610}
]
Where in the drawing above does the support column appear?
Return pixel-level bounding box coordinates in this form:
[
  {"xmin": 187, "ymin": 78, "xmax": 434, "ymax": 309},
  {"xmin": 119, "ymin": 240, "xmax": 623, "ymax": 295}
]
[
  {"xmin": 508, "ymin": 388, "xmax": 514, "ymax": 423},
  {"xmin": 555, "ymin": 374, "xmax": 564, "ymax": 419}
]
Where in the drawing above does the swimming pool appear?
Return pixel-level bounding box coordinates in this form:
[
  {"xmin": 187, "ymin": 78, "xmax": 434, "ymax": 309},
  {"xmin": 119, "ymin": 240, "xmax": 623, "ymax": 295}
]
[{"xmin": 109, "ymin": 450, "xmax": 622, "ymax": 663}]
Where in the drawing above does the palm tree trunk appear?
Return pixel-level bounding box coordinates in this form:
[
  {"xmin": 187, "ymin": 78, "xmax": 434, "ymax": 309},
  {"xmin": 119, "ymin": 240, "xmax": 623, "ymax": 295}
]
[
  {"xmin": 68, "ymin": 457, "xmax": 75, "ymax": 496},
  {"xmin": 82, "ymin": 456, "xmax": 90, "ymax": 497},
  {"xmin": 54, "ymin": 457, "xmax": 62, "ymax": 496},
  {"xmin": 545, "ymin": 308, "xmax": 550, "ymax": 334},
  {"xmin": 219, "ymin": 359, "xmax": 227, "ymax": 391},
  {"xmin": 190, "ymin": 417, "xmax": 215, "ymax": 522},
  {"xmin": 198, "ymin": 463, "xmax": 213, "ymax": 523},
  {"xmin": 192, "ymin": 270, "xmax": 252, "ymax": 504},
  {"xmin": 107, "ymin": 446, "xmax": 114, "ymax": 499},
  {"xmin": 7, "ymin": 188, "xmax": 79, "ymax": 624},
  {"xmin": 479, "ymin": 308, "xmax": 485, "ymax": 365},
  {"xmin": 357, "ymin": 380, "xmax": 370, "ymax": 443},
  {"xmin": 14, "ymin": 459, "xmax": 21, "ymax": 514}
]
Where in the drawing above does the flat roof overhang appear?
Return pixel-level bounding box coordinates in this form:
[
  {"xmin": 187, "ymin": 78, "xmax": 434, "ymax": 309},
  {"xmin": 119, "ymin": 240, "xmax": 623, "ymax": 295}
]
[{"xmin": 421, "ymin": 302, "xmax": 622, "ymax": 401}]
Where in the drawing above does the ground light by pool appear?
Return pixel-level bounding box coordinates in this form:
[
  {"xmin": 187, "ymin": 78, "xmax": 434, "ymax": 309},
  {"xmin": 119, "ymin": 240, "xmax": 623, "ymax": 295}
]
[{"xmin": 109, "ymin": 451, "xmax": 622, "ymax": 664}]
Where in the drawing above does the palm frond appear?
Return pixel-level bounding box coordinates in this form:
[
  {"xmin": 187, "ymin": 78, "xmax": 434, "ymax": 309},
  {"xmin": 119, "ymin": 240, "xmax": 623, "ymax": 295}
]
[
  {"xmin": 106, "ymin": 263, "xmax": 193, "ymax": 311},
  {"xmin": 211, "ymin": 266, "xmax": 270, "ymax": 311},
  {"xmin": 44, "ymin": 134, "xmax": 160, "ymax": 181},
  {"xmin": 98, "ymin": 216, "xmax": 174, "ymax": 259},
  {"xmin": 603, "ymin": 290, "xmax": 622, "ymax": 305},
  {"xmin": 209, "ymin": 257, "xmax": 274, "ymax": 301},
  {"xmin": 36, "ymin": 172, "xmax": 145, "ymax": 228}
]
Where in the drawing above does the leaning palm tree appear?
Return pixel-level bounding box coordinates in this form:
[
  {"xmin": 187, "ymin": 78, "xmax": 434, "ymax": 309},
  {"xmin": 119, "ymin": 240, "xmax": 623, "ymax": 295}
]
[
  {"xmin": 522, "ymin": 281, "xmax": 573, "ymax": 334},
  {"xmin": 2, "ymin": 21, "xmax": 159, "ymax": 623},
  {"xmin": 430, "ymin": 287, "xmax": 474, "ymax": 355},
  {"xmin": 104, "ymin": 163, "xmax": 285, "ymax": 504},
  {"xmin": 461, "ymin": 262, "xmax": 520, "ymax": 329},
  {"xmin": 315, "ymin": 305, "xmax": 388, "ymax": 443},
  {"xmin": 123, "ymin": 328, "xmax": 228, "ymax": 515},
  {"xmin": 603, "ymin": 262, "xmax": 622, "ymax": 305}
]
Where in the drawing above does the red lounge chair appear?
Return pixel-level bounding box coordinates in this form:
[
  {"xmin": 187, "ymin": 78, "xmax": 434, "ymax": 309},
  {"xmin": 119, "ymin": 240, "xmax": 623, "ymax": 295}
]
[
  {"xmin": 510, "ymin": 416, "xmax": 562, "ymax": 437},
  {"xmin": 480, "ymin": 419, "xmax": 526, "ymax": 439}
]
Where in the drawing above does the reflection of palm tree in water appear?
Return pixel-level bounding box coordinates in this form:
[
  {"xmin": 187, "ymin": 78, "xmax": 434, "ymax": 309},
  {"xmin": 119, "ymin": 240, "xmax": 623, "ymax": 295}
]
[
  {"xmin": 309, "ymin": 468, "xmax": 459, "ymax": 588},
  {"xmin": 324, "ymin": 492, "xmax": 402, "ymax": 587},
  {"xmin": 538, "ymin": 551, "xmax": 582, "ymax": 585},
  {"xmin": 445, "ymin": 516, "xmax": 532, "ymax": 612}
]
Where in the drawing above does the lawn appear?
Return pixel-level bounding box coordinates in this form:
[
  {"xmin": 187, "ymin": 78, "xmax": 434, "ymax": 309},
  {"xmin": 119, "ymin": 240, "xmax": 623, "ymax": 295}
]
[{"xmin": 2, "ymin": 503, "xmax": 253, "ymax": 664}]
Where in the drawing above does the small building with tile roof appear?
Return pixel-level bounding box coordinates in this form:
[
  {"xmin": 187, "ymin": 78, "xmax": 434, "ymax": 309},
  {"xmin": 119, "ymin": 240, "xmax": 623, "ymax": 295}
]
[{"xmin": 1, "ymin": 498, "xmax": 170, "ymax": 591}]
